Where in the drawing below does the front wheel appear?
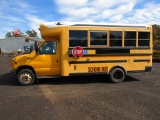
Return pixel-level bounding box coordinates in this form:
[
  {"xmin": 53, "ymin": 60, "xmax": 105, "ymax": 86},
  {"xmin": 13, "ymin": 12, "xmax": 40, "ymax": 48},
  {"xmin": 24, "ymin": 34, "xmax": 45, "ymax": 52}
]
[
  {"xmin": 110, "ymin": 68, "xmax": 126, "ymax": 83},
  {"xmin": 17, "ymin": 69, "xmax": 36, "ymax": 86}
]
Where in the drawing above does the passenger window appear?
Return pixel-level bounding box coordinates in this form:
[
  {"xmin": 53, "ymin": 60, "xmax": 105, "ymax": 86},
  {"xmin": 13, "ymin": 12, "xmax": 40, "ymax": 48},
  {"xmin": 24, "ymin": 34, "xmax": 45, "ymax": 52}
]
[
  {"xmin": 138, "ymin": 32, "xmax": 150, "ymax": 47},
  {"xmin": 69, "ymin": 30, "xmax": 87, "ymax": 47},
  {"xmin": 110, "ymin": 31, "xmax": 122, "ymax": 47},
  {"xmin": 39, "ymin": 42, "xmax": 56, "ymax": 54},
  {"xmin": 90, "ymin": 31, "xmax": 107, "ymax": 45},
  {"xmin": 124, "ymin": 31, "xmax": 136, "ymax": 47}
]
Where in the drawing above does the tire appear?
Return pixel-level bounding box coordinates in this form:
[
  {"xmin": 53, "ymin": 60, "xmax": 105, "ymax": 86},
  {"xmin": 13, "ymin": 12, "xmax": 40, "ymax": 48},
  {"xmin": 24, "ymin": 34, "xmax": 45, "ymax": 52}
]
[
  {"xmin": 110, "ymin": 68, "xmax": 126, "ymax": 83},
  {"xmin": 17, "ymin": 69, "xmax": 36, "ymax": 86}
]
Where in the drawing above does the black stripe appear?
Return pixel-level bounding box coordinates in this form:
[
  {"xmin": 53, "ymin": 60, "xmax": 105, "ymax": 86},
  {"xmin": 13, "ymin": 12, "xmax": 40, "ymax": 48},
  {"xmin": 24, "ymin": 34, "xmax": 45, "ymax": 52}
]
[
  {"xmin": 134, "ymin": 59, "xmax": 150, "ymax": 62},
  {"xmin": 69, "ymin": 48, "xmax": 130, "ymax": 56},
  {"xmin": 96, "ymin": 49, "xmax": 130, "ymax": 54},
  {"xmin": 69, "ymin": 60, "xmax": 127, "ymax": 64},
  {"xmin": 69, "ymin": 53, "xmax": 152, "ymax": 57},
  {"xmin": 68, "ymin": 47, "xmax": 152, "ymax": 57}
]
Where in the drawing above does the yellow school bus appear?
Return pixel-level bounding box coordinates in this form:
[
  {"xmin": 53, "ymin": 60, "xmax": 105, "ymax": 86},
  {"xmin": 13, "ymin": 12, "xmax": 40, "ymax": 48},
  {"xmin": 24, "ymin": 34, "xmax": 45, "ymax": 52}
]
[{"xmin": 10, "ymin": 22, "xmax": 152, "ymax": 85}]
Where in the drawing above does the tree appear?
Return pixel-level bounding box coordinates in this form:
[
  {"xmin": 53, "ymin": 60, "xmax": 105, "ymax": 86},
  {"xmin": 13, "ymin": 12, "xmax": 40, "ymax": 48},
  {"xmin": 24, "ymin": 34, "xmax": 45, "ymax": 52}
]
[
  {"xmin": 152, "ymin": 24, "xmax": 160, "ymax": 40},
  {"xmin": 5, "ymin": 32, "xmax": 14, "ymax": 38},
  {"xmin": 26, "ymin": 30, "xmax": 37, "ymax": 37},
  {"xmin": 4, "ymin": 29, "xmax": 38, "ymax": 38}
]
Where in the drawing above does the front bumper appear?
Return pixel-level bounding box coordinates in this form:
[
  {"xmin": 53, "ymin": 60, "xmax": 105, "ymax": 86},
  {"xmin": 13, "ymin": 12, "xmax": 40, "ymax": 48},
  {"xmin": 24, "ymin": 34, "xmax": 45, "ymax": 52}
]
[{"xmin": 10, "ymin": 70, "xmax": 16, "ymax": 76}]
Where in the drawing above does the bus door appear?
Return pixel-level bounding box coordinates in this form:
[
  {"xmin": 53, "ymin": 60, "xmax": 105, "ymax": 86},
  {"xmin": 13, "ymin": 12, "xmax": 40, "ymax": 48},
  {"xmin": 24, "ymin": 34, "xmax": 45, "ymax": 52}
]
[{"xmin": 33, "ymin": 40, "xmax": 61, "ymax": 76}]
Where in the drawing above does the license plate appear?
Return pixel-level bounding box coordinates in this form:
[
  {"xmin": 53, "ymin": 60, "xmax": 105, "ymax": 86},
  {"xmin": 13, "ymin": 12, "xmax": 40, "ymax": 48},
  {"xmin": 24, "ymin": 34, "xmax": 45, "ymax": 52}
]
[{"xmin": 88, "ymin": 67, "xmax": 108, "ymax": 72}]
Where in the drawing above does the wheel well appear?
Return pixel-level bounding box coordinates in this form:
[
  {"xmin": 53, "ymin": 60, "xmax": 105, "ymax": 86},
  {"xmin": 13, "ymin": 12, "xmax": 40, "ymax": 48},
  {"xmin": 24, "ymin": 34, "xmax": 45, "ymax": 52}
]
[
  {"xmin": 16, "ymin": 66, "xmax": 36, "ymax": 75},
  {"xmin": 109, "ymin": 66, "xmax": 126, "ymax": 75}
]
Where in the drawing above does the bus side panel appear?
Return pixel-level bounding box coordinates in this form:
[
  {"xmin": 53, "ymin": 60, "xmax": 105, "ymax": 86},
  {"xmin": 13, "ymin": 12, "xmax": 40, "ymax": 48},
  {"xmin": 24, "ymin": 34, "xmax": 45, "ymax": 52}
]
[{"xmin": 68, "ymin": 56, "xmax": 152, "ymax": 75}]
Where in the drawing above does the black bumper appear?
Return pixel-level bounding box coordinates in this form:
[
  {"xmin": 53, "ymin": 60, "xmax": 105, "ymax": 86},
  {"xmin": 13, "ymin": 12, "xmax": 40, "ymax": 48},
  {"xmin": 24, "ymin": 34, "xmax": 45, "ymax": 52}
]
[
  {"xmin": 145, "ymin": 66, "xmax": 152, "ymax": 72},
  {"xmin": 10, "ymin": 70, "xmax": 16, "ymax": 76}
]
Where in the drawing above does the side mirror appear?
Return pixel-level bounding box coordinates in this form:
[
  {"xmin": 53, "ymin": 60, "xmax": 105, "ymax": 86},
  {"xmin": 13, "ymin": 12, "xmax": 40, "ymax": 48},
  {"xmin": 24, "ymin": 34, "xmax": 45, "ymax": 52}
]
[
  {"xmin": 34, "ymin": 41, "xmax": 38, "ymax": 54},
  {"xmin": 30, "ymin": 44, "xmax": 34, "ymax": 53}
]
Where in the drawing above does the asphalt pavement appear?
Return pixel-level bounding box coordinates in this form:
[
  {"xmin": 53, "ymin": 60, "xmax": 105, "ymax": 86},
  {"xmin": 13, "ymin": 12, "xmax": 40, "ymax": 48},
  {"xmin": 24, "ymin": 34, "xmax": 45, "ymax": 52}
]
[{"xmin": 0, "ymin": 55, "xmax": 160, "ymax": 120}]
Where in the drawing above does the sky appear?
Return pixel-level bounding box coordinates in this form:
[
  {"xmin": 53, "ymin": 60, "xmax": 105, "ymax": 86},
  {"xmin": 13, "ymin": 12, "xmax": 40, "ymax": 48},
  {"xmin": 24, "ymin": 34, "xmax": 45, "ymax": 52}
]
[{"xmin": 0, "ymin": 0, "xmax": 160, "ymax": 38}]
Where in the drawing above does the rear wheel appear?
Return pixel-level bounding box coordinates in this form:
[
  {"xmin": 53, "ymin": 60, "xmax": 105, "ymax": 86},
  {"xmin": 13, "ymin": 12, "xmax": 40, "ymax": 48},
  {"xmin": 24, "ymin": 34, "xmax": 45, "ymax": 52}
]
[
  {"xmin": 110, "ymin": 68, "xmax": 126, "ymax": 83},
  {"xmin": 17, "ymin": 69, "xmax": 36, "ymax": 86}
]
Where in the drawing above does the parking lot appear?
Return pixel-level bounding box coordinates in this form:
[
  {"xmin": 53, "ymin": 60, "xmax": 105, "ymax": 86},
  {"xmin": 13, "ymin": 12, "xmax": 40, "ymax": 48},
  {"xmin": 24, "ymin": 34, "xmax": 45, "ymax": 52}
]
[{"xmin": 0, "ymin": 54, "xmax": 160, "ymax": 120}]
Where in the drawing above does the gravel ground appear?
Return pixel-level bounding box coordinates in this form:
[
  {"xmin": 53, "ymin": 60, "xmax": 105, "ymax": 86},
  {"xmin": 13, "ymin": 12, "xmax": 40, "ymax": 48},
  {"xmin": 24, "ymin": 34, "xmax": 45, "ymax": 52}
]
[{"xmin": 0, "ymin": 54, "xmax": 160, "ymax": 120}]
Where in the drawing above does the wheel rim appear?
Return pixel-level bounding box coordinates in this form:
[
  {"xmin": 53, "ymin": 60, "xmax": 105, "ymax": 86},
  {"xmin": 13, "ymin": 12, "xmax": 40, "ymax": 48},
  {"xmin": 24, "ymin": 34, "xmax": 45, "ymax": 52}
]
[
  {"xmin": 20, "ymin": 72, "xmax": 32, "ymax": 83},
  {"xmin": 113, "ymin": 70, "xmax": 123, "ymax": 80}
]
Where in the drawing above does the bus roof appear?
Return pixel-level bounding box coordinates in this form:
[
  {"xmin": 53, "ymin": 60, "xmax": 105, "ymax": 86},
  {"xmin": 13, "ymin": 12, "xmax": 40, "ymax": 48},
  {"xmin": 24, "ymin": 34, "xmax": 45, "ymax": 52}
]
[{"xmin": 42, "ymin": 21, "xmax": 150, "ymax": 28}]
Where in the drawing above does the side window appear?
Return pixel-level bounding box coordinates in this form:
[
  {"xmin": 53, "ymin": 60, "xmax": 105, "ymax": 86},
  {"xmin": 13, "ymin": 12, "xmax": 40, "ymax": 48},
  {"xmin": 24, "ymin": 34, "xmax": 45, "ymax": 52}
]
[
  {"xmin": 138, "ymin": 32, "xmax": 150, "ymax": 47},
  {"xmin": 39, "ymin": 41, "xmax": 56, "ymax": 54},
  {"xmin": 124, "ymin": 31, "xmax": 136, "ymax": 47},
  {"xmin": 90, "ymin": 31, "xmax": 107, "ymax": 45},
  {"xmin": 110, "ymin": 31, "xmax": 122, "ymax": 47},
  {"xmin": 69, "ymin": 30, "xmax": 87, "ymax": 47}
]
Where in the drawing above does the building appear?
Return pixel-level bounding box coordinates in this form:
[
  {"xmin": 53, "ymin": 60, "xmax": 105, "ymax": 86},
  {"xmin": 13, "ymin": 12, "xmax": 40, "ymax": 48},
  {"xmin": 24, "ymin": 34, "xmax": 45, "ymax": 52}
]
[{"xmin": 0, "ymin": 37, "xmax": 34, "ymax": 53}]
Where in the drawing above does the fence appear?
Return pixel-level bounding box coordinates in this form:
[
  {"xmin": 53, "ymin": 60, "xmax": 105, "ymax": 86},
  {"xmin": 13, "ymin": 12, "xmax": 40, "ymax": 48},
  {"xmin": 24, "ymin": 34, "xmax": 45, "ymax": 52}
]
[{"xmin": 0, "ymin": 37, "xmax": 34, "ymax": 53}]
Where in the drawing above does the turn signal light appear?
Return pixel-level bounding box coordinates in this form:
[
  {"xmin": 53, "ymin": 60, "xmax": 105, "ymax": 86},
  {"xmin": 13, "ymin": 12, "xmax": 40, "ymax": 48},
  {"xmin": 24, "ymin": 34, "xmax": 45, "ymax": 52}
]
[{"xmin": 11, "ymin": 60, "xmax": 14, "ymax": 67}]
